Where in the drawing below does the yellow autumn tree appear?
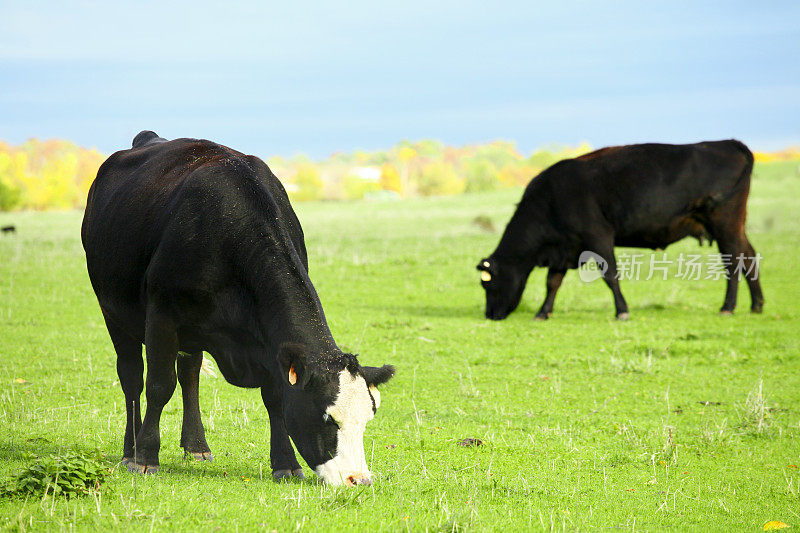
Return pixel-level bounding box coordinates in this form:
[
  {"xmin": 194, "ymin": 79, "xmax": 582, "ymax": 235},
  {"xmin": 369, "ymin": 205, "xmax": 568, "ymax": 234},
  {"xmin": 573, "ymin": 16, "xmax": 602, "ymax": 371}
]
[
  {"xmin": 416, "ymin": 161, "xmax": 465, "ymax": 196},
  {"xmin": 291, "ymin": 163, "xmax": 324, "ymax": 202},
  {"xmin": 379, "ymin": 163, "xmax": 402, "ymax": 194}
]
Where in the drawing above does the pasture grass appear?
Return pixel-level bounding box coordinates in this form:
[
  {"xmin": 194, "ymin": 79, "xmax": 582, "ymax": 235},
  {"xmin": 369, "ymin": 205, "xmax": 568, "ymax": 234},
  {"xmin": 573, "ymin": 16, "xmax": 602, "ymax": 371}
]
[{"xmin": 1, "ymin": 161, "xmax": 799, "ymax": 531}]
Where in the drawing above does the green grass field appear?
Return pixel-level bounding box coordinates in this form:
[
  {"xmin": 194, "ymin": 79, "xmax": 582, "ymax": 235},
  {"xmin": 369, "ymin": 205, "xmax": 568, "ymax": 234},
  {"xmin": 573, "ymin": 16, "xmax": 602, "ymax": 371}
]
[{"xmin": 1, "ymin": 161, "xmax": 799, "ymax": 531}]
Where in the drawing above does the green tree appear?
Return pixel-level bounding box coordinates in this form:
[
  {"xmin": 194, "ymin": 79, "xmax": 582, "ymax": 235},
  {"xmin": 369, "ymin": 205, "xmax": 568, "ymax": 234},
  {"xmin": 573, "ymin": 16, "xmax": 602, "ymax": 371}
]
[
  {"xmin": 342, "ymin": 174, "xmax": 381, "ymax": 200},
  {"xmin": 463, "ymin": 158, "xmax": 499, "ymax": 193},
  {"xmin": 0, "ymin": 179, "xmax": 21, "ymax": 210}
]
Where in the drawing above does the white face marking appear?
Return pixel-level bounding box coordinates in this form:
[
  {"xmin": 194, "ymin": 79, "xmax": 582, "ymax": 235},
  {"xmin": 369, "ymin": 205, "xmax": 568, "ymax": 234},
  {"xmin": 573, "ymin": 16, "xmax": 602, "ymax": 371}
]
[
  {"xmin": 483, "ymin": 261, "xmax": 490, "ymax": 268},
  {"xmin": 481, "ymin": 271, "xmax": 492, "ymax": 282},
  {"xmin": 315, "ymin": 370, "xmax": 375, "ymax": 485}
]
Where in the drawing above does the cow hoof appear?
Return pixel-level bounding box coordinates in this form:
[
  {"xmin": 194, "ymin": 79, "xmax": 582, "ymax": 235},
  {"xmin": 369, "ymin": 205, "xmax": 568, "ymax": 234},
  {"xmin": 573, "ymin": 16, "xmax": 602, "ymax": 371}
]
[
  {"xmin": 272, "ymin": 469, "xmax": 292, "ymax": 481},
  {"xmin": 719, "ymin": 310, "xmax": 734, "ymax": 316},
  {"xmin": 616, "ymin": 312, "xmax": 630, "ymax": 321},
  {"xmin": 186, "ymin": 451, "xmax": 214, "ymax": 462},
  {"xmin": 534, "ymin": 315, "xmax": 548, "ymax": 321},
  {"xmin": 751, "ymin": 306, "xmax": 763, "ymax": 314},
  {"xmin": 272, "ymin": 468, "xmax": 304, "ymax": 482},
  {"xmin": 124, "ymin": 460, "xmax": 159, "ymax": 474}
]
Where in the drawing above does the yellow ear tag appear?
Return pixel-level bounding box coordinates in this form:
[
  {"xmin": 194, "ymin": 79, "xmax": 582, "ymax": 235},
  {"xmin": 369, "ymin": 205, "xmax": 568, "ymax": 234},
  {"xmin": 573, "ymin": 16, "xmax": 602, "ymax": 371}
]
[
  {"xmin": 288, "ymin": 364, "xmax": 297, "ymax": 385},
  {"xmin": 481, "ymin": 271, "xmax": 492, "ymax": 282}
]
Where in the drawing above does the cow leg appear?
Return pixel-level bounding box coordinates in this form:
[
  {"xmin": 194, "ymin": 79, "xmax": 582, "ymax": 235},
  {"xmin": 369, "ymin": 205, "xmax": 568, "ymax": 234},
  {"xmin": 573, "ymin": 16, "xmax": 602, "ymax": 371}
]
[
  {"xmin": 129, "ymin": 308, "xmax": 179, "ymax": 474},
  {"xmin": 177, "ymin": 351, "xmax": 212, "ymax": 461},
  {"xmin": 598, "ymin": 248, "xmax": 629, "ymax": 319},
  {"xmin": 741, "ymin": 235, "xmax": 764, "ymax": 313},
  {"xmin": 705, "ymin": 188, "xmax": 760, "ymax": 314},
  {"xmin": 535, "ymin": 268, "xmax": 567, "ymax": 320},
  {"xmin": 585, "ymin": 237, "xmax": 630, "ymax": 319},
  {"xmin": 715, "ymin": 231, "xmax": 764, "ymax": 313},
  {"xmin": 103, "ymin": 313, "xmax": 143, "ymax": 464},
  {"xmin": 713, "ymin": 230, "xmax": 744, "ymax": 314},
  {"xmin": 261, "ymin": 385, "xmax": 304, "ymax": 481}
]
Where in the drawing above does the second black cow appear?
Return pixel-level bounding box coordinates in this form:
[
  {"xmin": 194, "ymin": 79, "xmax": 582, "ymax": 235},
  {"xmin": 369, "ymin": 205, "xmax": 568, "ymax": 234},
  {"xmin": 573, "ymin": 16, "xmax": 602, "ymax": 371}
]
[{"xmin": 478, "ymin": 140, "xmax": 764, "ymax": 320}]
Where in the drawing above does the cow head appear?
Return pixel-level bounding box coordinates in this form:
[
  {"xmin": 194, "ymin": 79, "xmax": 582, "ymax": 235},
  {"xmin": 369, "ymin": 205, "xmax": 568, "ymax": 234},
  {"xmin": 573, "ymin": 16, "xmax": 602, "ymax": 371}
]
[
  {"xmin": 476, "ymin": 257, "xmax": 531, "ymax": 320},
  {"xmin": 277, "ymin": 343, "xmax": 394, "ymax": 486}
]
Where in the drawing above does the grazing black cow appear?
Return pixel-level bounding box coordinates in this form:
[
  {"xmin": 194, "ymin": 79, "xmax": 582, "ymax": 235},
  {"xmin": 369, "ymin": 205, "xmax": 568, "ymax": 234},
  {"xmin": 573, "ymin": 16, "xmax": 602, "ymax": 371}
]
[
  {"xmin": 477, "ymin": 140, "xmax": 764, "ymax": 320},
  {"xmin": 82, "ymin": 131, "xmax": 394, "ymax": 485},
  {"xmin": 1, "ymin": 225, "xmax": 15, "ymax": 234}
]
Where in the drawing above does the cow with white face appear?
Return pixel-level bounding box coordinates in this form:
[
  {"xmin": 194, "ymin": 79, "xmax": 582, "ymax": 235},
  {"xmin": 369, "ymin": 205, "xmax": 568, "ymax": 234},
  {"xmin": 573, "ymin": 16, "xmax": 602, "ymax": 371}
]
[{"xmin": 82, "ymin": 131, "xmax": 395, "ymax": 485}]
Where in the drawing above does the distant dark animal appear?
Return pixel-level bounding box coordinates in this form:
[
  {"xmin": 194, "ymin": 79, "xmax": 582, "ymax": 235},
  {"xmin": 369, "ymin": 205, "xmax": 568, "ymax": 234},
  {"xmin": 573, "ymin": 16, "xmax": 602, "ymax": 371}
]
[
  {"xmin": 1, "ymin": 225, "xmax": 15, "ymax": 234},
  {"xmin": 82, "ymin": 131, "xmax": 394, "ymax": 485},
  {"xmin": 477, "ymin": 140, "xmax": 763, "ymax": 320},
  {"xmin": 472, "ymin": 215, "xmax": 496, "ymax": 233}
]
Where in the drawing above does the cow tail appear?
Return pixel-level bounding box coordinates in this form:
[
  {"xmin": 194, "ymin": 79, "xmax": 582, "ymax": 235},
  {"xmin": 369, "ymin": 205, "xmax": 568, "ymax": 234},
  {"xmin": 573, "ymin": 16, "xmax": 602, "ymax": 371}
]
[{"xmin": 730, "ymin": 139, "xmax": 754, "ymax": 191}]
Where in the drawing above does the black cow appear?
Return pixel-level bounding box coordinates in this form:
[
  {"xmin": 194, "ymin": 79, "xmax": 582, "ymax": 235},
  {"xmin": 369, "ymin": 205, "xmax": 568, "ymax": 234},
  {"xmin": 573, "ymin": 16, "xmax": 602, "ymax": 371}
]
[
  {"xmin": 477, "ymin": 140, "xmax": 764, "ymax": 320},
  {"xmin": 82, "ymin": 131, "xmax": 394, "ymax": 485}
]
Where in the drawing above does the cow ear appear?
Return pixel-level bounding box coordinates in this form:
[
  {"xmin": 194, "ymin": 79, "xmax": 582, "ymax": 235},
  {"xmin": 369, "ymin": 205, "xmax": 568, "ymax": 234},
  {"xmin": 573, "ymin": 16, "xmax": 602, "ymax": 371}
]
[
  {"xmin": 278, "ymin": 343, "xmax": 309, "ymax": 388},
  {"xmin": 476, "ymin": 259, "xmax": 491, "ymax": 271},
  {"xmin": 362, "ymin": 364, "xmax": 395, "ymax": 387}
]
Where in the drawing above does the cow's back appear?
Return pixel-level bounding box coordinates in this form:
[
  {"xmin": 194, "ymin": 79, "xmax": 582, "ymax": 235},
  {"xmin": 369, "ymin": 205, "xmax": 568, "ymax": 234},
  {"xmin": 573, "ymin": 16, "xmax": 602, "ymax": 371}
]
[
  {"xmin": 497, "ymin": 140, "xmax": 754, "ymax": 264},
  {"xmin": 82, "ymin": 137, "xmax": 305, "ymax": 342},
  {"xmin": 533, "ymin": 141, "xmax": 752, "ymax": 234}
]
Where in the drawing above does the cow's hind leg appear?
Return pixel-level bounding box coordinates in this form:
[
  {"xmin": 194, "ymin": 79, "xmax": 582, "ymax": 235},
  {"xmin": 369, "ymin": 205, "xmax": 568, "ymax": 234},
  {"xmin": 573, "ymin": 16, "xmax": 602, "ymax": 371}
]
[
  {"xmin": 741, "ymin": 235, "xmax": 764, "ymax": 313},
  {"xmin": 587, "ymin": 240, "xmax": 630, "ymax": 319},
  {"xmin": 602, "ymin": 254, "xmax": 630, "ymax": 320},
  {"xmin": 129, "ymin": 306, "xmax": 179, "ymax": 473},
  {"xmin": 103, "ymin": 313, "xmax": 143, "ymax": 465},
  {"xmin": 715, "ymin": 232, "xmax": 741, "ymax": 314},
  {"xmin": 177, "ymin": 351, "xmax": 213, "ymax": 461},
  {"xmin": 261, "ymin": 386, "xmax": 304, "ymax": 481},
  {"xmin": 707, "ymin": 194, "xmax": 754, "ymax": 314},
  {"xmin": 535, "ymin": 268, "xmax": 567, "ymax": 320}
]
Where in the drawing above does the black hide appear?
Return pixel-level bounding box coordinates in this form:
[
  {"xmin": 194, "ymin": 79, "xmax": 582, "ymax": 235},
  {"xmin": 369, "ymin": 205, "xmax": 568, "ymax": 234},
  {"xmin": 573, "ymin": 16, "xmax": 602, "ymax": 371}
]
[
  {"xmin": 82, "ymin": 132, "xmax": 393, "ymax": 478},
  {"xmin": 478, "ymin": 140, "xmax": 764, "ymax": 320}
]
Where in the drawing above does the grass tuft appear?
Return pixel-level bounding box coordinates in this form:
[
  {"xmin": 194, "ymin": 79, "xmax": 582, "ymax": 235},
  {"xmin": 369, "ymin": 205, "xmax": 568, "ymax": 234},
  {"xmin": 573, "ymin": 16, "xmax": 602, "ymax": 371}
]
[{"xmin": 738, "ymin": 377, "xmax": 772, "ymax": 435}]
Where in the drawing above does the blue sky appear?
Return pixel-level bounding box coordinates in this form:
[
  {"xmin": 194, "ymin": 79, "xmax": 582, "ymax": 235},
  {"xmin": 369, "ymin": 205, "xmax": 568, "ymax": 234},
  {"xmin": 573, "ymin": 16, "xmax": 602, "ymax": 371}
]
[{"xmin": 1, "ymin": 1, "xmax": 798, "ymax": 157}]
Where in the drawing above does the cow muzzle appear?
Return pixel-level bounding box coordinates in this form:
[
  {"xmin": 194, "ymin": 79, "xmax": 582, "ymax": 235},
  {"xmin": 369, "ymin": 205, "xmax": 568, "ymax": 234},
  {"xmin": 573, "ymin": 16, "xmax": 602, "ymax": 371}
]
[
  {"xmin": 345, "ymin": 473, "xmax": 372, "ymax": 486},
  {"xmin": 314, "ymin": 456, "xmax": 373, "ymax": 486},
  {"xmin": 485, "ymin": 306, "xmax": 509, "ymax": 320},
  {"xmin": 315, "ymin": 465, "xmax": 373, "ymax": 486}
]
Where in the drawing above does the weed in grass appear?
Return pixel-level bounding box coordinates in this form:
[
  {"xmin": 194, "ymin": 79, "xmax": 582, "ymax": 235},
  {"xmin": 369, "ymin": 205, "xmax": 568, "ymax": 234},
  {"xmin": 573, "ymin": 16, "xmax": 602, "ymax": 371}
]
[
  {"xmin": 0, "ymin": 451, "xmax": 111, "ymax": 499},
  {"xmin": 659, "ymin": 425, "xmax": 677, "ymax": 465}
]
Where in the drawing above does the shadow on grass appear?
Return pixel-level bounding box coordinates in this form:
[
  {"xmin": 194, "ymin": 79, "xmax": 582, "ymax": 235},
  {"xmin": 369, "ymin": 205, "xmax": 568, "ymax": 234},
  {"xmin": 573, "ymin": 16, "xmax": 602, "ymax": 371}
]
[
  {"xmin": 0, "ymin": 438, "xmax": 114, "ymax": 466},
  {"xmin": 366, "ymin": 303, "xmax": 483, "ymax": 319},
  {"xmin": 637, "ymin": 302, "xmax": 669, "ymax": 311}
]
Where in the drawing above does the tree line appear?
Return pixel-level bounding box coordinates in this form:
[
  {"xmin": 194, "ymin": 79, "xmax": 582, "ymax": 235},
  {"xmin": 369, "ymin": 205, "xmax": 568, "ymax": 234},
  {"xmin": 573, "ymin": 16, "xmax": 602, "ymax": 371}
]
[{"xmin": 1, "ymin": 138, "xmax": 797, "ymax": 210}]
